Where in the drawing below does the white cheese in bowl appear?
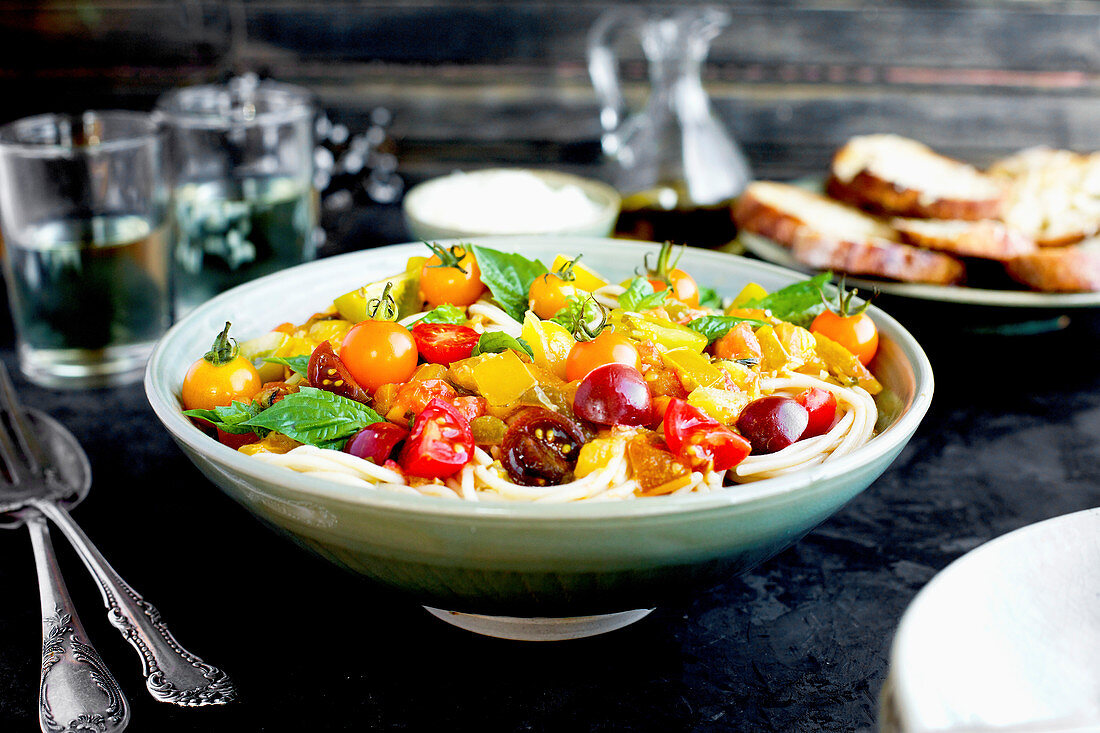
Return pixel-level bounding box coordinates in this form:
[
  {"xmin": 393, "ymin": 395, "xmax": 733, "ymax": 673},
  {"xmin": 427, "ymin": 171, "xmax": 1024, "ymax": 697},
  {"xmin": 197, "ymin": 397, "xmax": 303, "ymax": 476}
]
[{"xmin": 406, "ymin": 169, "xmax": 609, "ymax": 235}]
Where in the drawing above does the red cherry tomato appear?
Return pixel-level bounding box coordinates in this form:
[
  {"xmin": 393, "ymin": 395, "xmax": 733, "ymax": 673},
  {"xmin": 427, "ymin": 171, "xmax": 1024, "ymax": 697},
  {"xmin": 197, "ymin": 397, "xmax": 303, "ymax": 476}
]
[
  {"xmin": 411, "ymin": 322, "xmax": 480, "ymax": 365},
  {"xmin": 400, "ymin": 398, "xmax": 474, "ymax": 479},
  {"xmin": 345, "ymin": 422, "xmax": 409, "ymax": 464},
  {"xmin": 217, "ymin": 428, "xmax": 259, "ymax": 450},
  {"xmin": 736, "ymin": 396, "xmax": 810, "ymax": 454},
  {"xmin": 663, "ymin": 398, "xmax": 750, "ymax": 471},
  {"xmin": 795, "ymin": 388, "xmax": 837, "ymax": 439},
  {"xmin": 573, "ymin": 363, "xmax": 652, "ymax": 426}
]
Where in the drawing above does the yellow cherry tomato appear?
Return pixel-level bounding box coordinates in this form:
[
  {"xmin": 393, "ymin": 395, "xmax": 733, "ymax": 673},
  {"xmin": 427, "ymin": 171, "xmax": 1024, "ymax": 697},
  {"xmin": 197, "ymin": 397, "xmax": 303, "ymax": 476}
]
[
  {"xmin": 565, "ymin": 330, "xmax": 642, "ymax": 382},
  {"xmin": 181, "ymin": 322, "xmax": 262, "ymax": 412},
  {"xmin": 419, "ymin": 244, "xmax": 485, "ymax": 307},
  {"xmin": 340, "ymin": 320, "xmax": 419, "ymax": 392},
  {"xmin": 528, "ymin": 273, "xmax": 577, "ymax": 319},
  {"xmin": 811, "ymin": 310, "xmax": 879, "ymax": 365}
]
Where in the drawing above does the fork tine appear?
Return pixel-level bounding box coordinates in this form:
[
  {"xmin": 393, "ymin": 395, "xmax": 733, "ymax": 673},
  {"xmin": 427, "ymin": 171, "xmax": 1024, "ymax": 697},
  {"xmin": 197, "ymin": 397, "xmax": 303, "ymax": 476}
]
[{"xmin": 0, "ymin": 360, "xmax": 48, "ymax": 479}]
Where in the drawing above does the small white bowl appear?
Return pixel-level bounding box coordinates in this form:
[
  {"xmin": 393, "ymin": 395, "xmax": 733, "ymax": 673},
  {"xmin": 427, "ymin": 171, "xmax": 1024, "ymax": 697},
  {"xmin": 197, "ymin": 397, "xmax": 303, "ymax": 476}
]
[{"xmin": 403, "ymin": 168, "xmax": 621, "ymax": 240}]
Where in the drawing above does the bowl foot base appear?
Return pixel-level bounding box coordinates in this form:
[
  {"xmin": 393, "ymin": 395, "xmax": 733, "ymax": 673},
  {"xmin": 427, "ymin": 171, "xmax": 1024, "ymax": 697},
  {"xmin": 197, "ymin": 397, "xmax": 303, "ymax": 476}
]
[{"xmin": 422, "ymin": 606, "xmax": 654, "ymax": 641}]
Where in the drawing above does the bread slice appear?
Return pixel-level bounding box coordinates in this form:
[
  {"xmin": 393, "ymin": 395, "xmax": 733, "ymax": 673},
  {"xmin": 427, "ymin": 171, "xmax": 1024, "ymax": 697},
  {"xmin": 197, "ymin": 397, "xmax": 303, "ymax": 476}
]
[
  {"xmin": 733, "ymin": 181, "xmax": 896, "ymax": 246},
  {"xmin": 892, "ymin": 218, "xmax": 1036, "ymax": 260},
  {"xmin": 826, "ymin": 134, "xmax": 1005, "ymax": 220},
  {"xmin": 790, "ymin": 229, "xmax": 966, "ymax": 285},
  {"xmin": 988, "ymin": 147, "xmax": 1100, "ymax": 247},
  {"xmin": 1003, "ymin": 237, "xmax": 1100, "ymax": 292}
]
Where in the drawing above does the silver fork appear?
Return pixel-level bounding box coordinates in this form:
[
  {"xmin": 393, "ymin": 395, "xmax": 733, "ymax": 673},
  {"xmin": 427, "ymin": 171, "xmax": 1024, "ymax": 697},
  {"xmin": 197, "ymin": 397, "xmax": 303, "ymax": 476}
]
[{"xmin": 0, "ymin": 362, "xmax": 236, "ymax": 708}]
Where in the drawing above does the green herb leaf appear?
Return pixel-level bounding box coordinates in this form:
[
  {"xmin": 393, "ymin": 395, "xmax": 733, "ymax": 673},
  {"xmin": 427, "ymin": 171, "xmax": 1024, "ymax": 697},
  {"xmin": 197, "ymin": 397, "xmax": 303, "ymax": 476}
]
[
  {"xmin": 742, "ymin": 272, "xmax": 832, "ymax": 327},
  {"xmin": 183, "ymin": 400, "xmax": 268, "ymax": 436},
  {"xmin": 471, "ymin": 331, "xmax": 534, "ymax": 358},
  {"xmin": 618, "ymin": 277, "xmax": 669, "ymax": 312},
  {"xmin": 415, "ymin": 304, "xmax": 468, "ymax": 325},
  {"xmin": 687, "ymin": 315, "xmax": 769, "ymax": 344},
  {"xmin": 470, "ymin": 245, "xmax": 548, "ymax": 322},
  {"xmin": 550, "ymin": 295, "xmax": 607, "ymax": 338},
  {"xmin": 242, "ymin": 387, "xmax": 384, "ymax": 450},
  {"xmin": 697, "ymin": 286, "xmax": 722, "ymax": 310},
  {"xmin": 262, "ymin": 355, "xmax": 310, "ymax": 377}
]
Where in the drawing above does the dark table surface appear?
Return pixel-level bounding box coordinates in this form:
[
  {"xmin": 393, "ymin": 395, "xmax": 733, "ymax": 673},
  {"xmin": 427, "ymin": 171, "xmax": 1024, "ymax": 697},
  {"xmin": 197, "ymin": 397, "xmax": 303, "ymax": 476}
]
[{"xmin": 1, "ymin": 204, "xmax": 1098, "ymax": 733}]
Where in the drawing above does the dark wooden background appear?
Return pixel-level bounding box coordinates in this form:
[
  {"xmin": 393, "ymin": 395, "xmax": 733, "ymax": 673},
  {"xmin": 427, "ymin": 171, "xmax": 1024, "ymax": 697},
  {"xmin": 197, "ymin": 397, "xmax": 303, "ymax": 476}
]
[{"xmin": 3, "ymin": 1, "xmax": 1100, "ymax": 182}]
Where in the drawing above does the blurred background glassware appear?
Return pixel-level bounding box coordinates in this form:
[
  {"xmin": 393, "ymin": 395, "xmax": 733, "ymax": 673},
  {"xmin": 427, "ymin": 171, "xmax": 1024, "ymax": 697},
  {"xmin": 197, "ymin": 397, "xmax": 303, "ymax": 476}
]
[
  {"xmin": 0, "ymin": 111, "xmax": 172, "ymax": 389},
  {"xmin": 588, "ymin": 6, "xmax": 752, "ymax": 249},
  {"xmin": 156, "ymin": 74, "xmax": 319, "ymax": 317}
]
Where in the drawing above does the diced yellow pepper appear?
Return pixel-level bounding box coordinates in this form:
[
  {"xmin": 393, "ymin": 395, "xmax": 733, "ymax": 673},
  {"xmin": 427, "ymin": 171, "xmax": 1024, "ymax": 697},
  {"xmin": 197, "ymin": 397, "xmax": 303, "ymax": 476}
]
[
  {"xmin": 521, "ymin": 313, "xmax": 575, "ymax": 380},
  {"xmin": 616, "ymin": 314, "xmax": 708, "ymax": 352},
  {"xmin": 715, "ymin": 360, "xmax": 760, "ymax": 393},
  {"xmin": 574, "ymin": 437, "xmax": 621, "ymax": 478},
  {"xmin": 813, "ymin": 333, "xmax": 883, "ymax": 395},
  {"xmin": 551, "ymin": 254, "xmax": 609, "ymax": 292},
  {"xmin": 755, "ymin": 325, "xmax": 790, "ymax": 373},
  {"xmin": 472, "ymin": 350, "xmax": 538, "ymax": 406},
  {"xmin": 406, "ymin": 255, "xmax": 428, "ymax": 275},
  {"xmin": 661, "ymin": 348, "xmax": 725, "ymax": 391},
  {"xmin": 730, "ymin": 282, "xmax": 768, "ymax": 308},
  {"xmin": 687, "ymin": 387, "xmax": 750, "ymax": 426},
  {"xmin": 774, "ymin": 322, "xmax": 822, "ymax": 371},
  {"xmin": 307, "ymin": 319, "xmax": 353, "ymax": 347}
]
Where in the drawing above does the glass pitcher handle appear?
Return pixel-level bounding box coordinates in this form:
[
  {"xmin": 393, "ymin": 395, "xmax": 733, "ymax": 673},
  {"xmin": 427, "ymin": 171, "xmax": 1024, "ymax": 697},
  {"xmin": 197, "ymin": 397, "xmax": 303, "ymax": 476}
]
[{"xmin": 586, "ymin": 8, "xmax": 646, "ymax": 137}]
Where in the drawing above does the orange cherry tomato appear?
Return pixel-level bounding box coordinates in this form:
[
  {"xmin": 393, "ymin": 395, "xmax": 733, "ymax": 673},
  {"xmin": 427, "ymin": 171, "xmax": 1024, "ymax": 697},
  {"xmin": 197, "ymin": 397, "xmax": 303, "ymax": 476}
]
[
  {"xmin": 811, "ymin": 310, "xmax": 879, "ymax": 365},
  {"xmin": 648, "ymin": 268, "xmax": 700, "ymax": 307},
  {"xmin": 564, "ymin": 330, "xmax": 642, "ymax": 382},
  {"xmin": 419, "ymin": 244, "xmax": 485, "ymax": 307},
  {"xmin": 528, "ymin": 273, "xmax": 576, "ymax": 319},
  {"xmin": 340, "ymin": 320, "xmax": 418, "ymax": 392},
  {"xmin": 181, "ymin": 322, "xmax": 262, "ymax": 412}
]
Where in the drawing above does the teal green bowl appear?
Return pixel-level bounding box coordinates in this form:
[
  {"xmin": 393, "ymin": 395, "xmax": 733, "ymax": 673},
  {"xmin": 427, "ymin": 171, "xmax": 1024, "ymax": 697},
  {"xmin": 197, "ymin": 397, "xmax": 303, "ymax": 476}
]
[{"xmin": 145, "ymin": 237, "xmax": 933, "ymax": 620}]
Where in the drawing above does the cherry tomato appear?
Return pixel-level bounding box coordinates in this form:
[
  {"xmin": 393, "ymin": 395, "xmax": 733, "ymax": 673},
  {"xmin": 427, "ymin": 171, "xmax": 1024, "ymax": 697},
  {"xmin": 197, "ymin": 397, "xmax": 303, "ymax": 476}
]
[
  {"xmin": 648, "ymin": 269, "xmax": 699, "ymax": 307},
  {"xmin": 182, "ymin": 322, "xmax": 262, "ymax": 412},
  {"xmin": 528, "ymin": 273, "xmax": 576, "ymax": 320},
  {"xmin": 663, "ymin": 397, "xmax": 751, "ymax": 471},
  {"xmin": 564, "ymin": 330, "xmax": 641, "ymax": 382},
  {"xmin": 451, "ymin": 395, "xmax": 488, "ymax": 422},
  {"xmin": 339, "ymin": 320, "xmax": 418, "ymax": 393},
  {"xmin": 736, "ymin": 396, "xmax": 810, "ymax": 454},
  {"xmin": 217, "ymin": 428, "xmax": 259, "ymax": 450},
  {"xmin": 400, "ymin": 398, "xmax": 474, "ymax": 479},
  {"xmin": 308, "ymin": 340, "xmax": 370, "ymax": 403},
  {"xmin": 573, "ymin": 363, "xmax": 653, "ymax": 426},
  {"xmin": 411, "ymin": 322, "xmax": 480, "ymax": 365},
  {"xmin": 419, "ymin": 244, "xmax": 485, "ymax": 307},
  {"xmin": 795, "ymin": 388, "xmax": 837, "ymax": 439},
  {"xmin": 393, "ymin": 378, "xmax": 457, "ymax": 416},
  {"xmin": 500, "ymin": 407, "xmax": 588, "ymax": 486},
  {"xmin": 811, "ymin": 310, "xmax": 879, "ymax": 365},
  {"xmin": 345, "ymin": 422, "xmax": 409, "ymax": 464},
  {"xmin": 712, "ymin": 322, "xmax": 762, "ymax": 361}
]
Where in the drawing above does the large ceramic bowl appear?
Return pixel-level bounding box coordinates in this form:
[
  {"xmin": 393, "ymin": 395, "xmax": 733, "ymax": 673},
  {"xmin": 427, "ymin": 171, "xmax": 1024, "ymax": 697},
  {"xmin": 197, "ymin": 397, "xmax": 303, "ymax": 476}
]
[{"xmin": 146, "ymin": 237, "xmax": 933, "ymax": 639}]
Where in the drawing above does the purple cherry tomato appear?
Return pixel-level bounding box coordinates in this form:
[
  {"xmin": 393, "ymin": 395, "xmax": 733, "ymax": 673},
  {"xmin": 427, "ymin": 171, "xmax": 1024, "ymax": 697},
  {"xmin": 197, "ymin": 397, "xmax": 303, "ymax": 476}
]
[
  {"xmin": 344, "ymin": 422, "xmax": 409, "ymax": 464},
  {"xmin": 573, "ymin": 363, "xmax": 653, "ymax": 426},
  {"xmin": 736, "ymin": 395, "xmax": 810, "ymax": 454}
]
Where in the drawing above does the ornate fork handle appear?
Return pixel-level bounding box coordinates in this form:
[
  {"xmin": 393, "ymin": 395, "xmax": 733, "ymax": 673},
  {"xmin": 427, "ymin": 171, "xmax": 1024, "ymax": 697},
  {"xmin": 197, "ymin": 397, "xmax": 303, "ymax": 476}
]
[
  {"xmin": 34, "ymin": 499, "xmax": 237, "ymax": 707},
  {"xmin": 28, "ymin": 512, "xmax": 130, "ymax": 732}
]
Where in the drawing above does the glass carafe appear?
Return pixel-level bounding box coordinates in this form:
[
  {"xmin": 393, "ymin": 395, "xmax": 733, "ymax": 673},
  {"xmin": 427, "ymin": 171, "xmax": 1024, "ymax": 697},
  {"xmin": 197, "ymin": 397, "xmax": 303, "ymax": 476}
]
[{"xmin": 588, "ymin": 7, "xmax": 751, "ymax": 248}]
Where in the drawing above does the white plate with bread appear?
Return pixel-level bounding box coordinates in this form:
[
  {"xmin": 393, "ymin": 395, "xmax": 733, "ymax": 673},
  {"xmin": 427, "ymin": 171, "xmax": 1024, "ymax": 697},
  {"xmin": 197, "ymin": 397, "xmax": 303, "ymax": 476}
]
[{"xmin": 735, "ymin": 135, "xmax": 1100, "ymax": 309}]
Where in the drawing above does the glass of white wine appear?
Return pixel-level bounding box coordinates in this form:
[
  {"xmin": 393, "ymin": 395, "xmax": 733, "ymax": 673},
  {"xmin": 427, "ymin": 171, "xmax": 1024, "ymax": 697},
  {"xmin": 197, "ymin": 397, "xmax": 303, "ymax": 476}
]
[
  {"xmin": 156, "ymin": 74, "xmax": 319, "ymax": 317},
  {"xmin": 0, "ymin": 111, "xmax": 172, "ymax": 388}
]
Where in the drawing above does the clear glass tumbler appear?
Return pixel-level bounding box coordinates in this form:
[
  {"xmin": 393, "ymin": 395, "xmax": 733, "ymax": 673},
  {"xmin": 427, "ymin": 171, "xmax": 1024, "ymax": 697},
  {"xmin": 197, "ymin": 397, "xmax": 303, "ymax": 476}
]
[
  {"xmin": 0, "ymin": 111, "xmax": 172, "ymax": 388},
  {"xmin": 156, "ymin": 75, "xmax": 319, "ymax": 317}
]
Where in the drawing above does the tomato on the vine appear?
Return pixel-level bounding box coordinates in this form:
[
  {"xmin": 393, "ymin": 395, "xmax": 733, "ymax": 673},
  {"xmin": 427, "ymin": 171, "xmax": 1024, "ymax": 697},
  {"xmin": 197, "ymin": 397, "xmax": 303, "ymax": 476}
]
[
  {"xmin": 340, "ymin": 320, "xmax": 418, "ymax": 393},
  {"xmin": 564, "ymin": 330, "xmax": 641, "ymax": 382},
  {"xmin": 181, "ymin": 322, "xmax": 262, "ymax": 412},
  {"xmin": 646, "ymin": 242, "xmax": 700, "ymax": 307},
  {"xmin": 419, "ymin": 243, "xmax": 485, "ymax": 307},
  {"xmin": 400, "ymin": 398, "xmax": 474, "ymax": 479},
  {"xmin": 411, "ymin": 322, "xmax": 480, "ymax": 365},
  {"xmin": 810, "ymin": 281, "xmax": 879, "ymax": 365},
  {"xmin": 529, "ymin": 256, "xmax": 587, "ymax": 319},
  {"xmin": 663, "ymin": 398, "xmax": 751, "ymax": 471}
]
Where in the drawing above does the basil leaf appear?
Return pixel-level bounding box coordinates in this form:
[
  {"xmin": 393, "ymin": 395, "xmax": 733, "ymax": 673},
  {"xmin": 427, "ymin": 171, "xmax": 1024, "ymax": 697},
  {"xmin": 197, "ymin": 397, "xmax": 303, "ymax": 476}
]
[
  {"xmin": 242, "ymin": 387, "xmax": 383, "ymax": 449},
  {"xmin": 697, "ymin": 286, "xmax": 722, "ymax": 310},
  {"xmin": 416, "ymin": 304, "xmax": 467, "ymax": 325},
  {"xmin": 687, "ymin": 315, "xmax": 769, "ymax": 344},
  {"xmin": 262, "ymin": 355, "xmax": 310, "ymax": 377},
  {"xmin": 472, "ymin": 331, "xmax": 534, "ymax": 358},
  {"xmin": 618, "ymin": 277, "xmax": 669, "ymax": 312},
  {"xmin": 742, "ymin": 272, "xmax": 832, "ymax": 327},
  {"xmin": 470, "ymin": 245, "xmax": 548, "ymax": 322},
  {"xmin": 183, "ymin": 400, "xmax": 268, "ymax": 436},
  {"xmin": 550, "ymin": 295, "xmax": 605, "ymax": 336}
]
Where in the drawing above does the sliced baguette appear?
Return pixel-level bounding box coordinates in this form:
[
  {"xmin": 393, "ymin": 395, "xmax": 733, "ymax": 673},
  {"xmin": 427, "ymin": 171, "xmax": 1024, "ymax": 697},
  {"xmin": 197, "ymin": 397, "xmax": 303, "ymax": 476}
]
[
  {"xmin": 733, "ymin": 181, "xmax": 896, "ymax": 246},
  {"xmin": 790, "ymin": 229, "xmax": 966, "ymax": 285},
  {"xmin": 1003, "ymin": 237, "xmax": 1100, "ymax": 292},
  {"xmin": 892, "ymin": 218, "xmax": 1036, "ymax": 260},
  {"xmin": 826, "ymin": 134, "xmax": 1004, "ymax": 220},
  {"xmin": 988, "ymin": 146, "xmax": 1100, "ymax": 247}
]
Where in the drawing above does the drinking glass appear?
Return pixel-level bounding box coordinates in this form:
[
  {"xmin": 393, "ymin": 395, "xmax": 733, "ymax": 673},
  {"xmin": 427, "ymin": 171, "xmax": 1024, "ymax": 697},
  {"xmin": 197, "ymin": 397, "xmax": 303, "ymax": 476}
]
[
  {"xmin": 156, "ymin": 75, "xmax": 319, "ymax": 316},
  {"xmin": 0, "ymin": 111, "xmax": 172, "ymax": 388}
]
